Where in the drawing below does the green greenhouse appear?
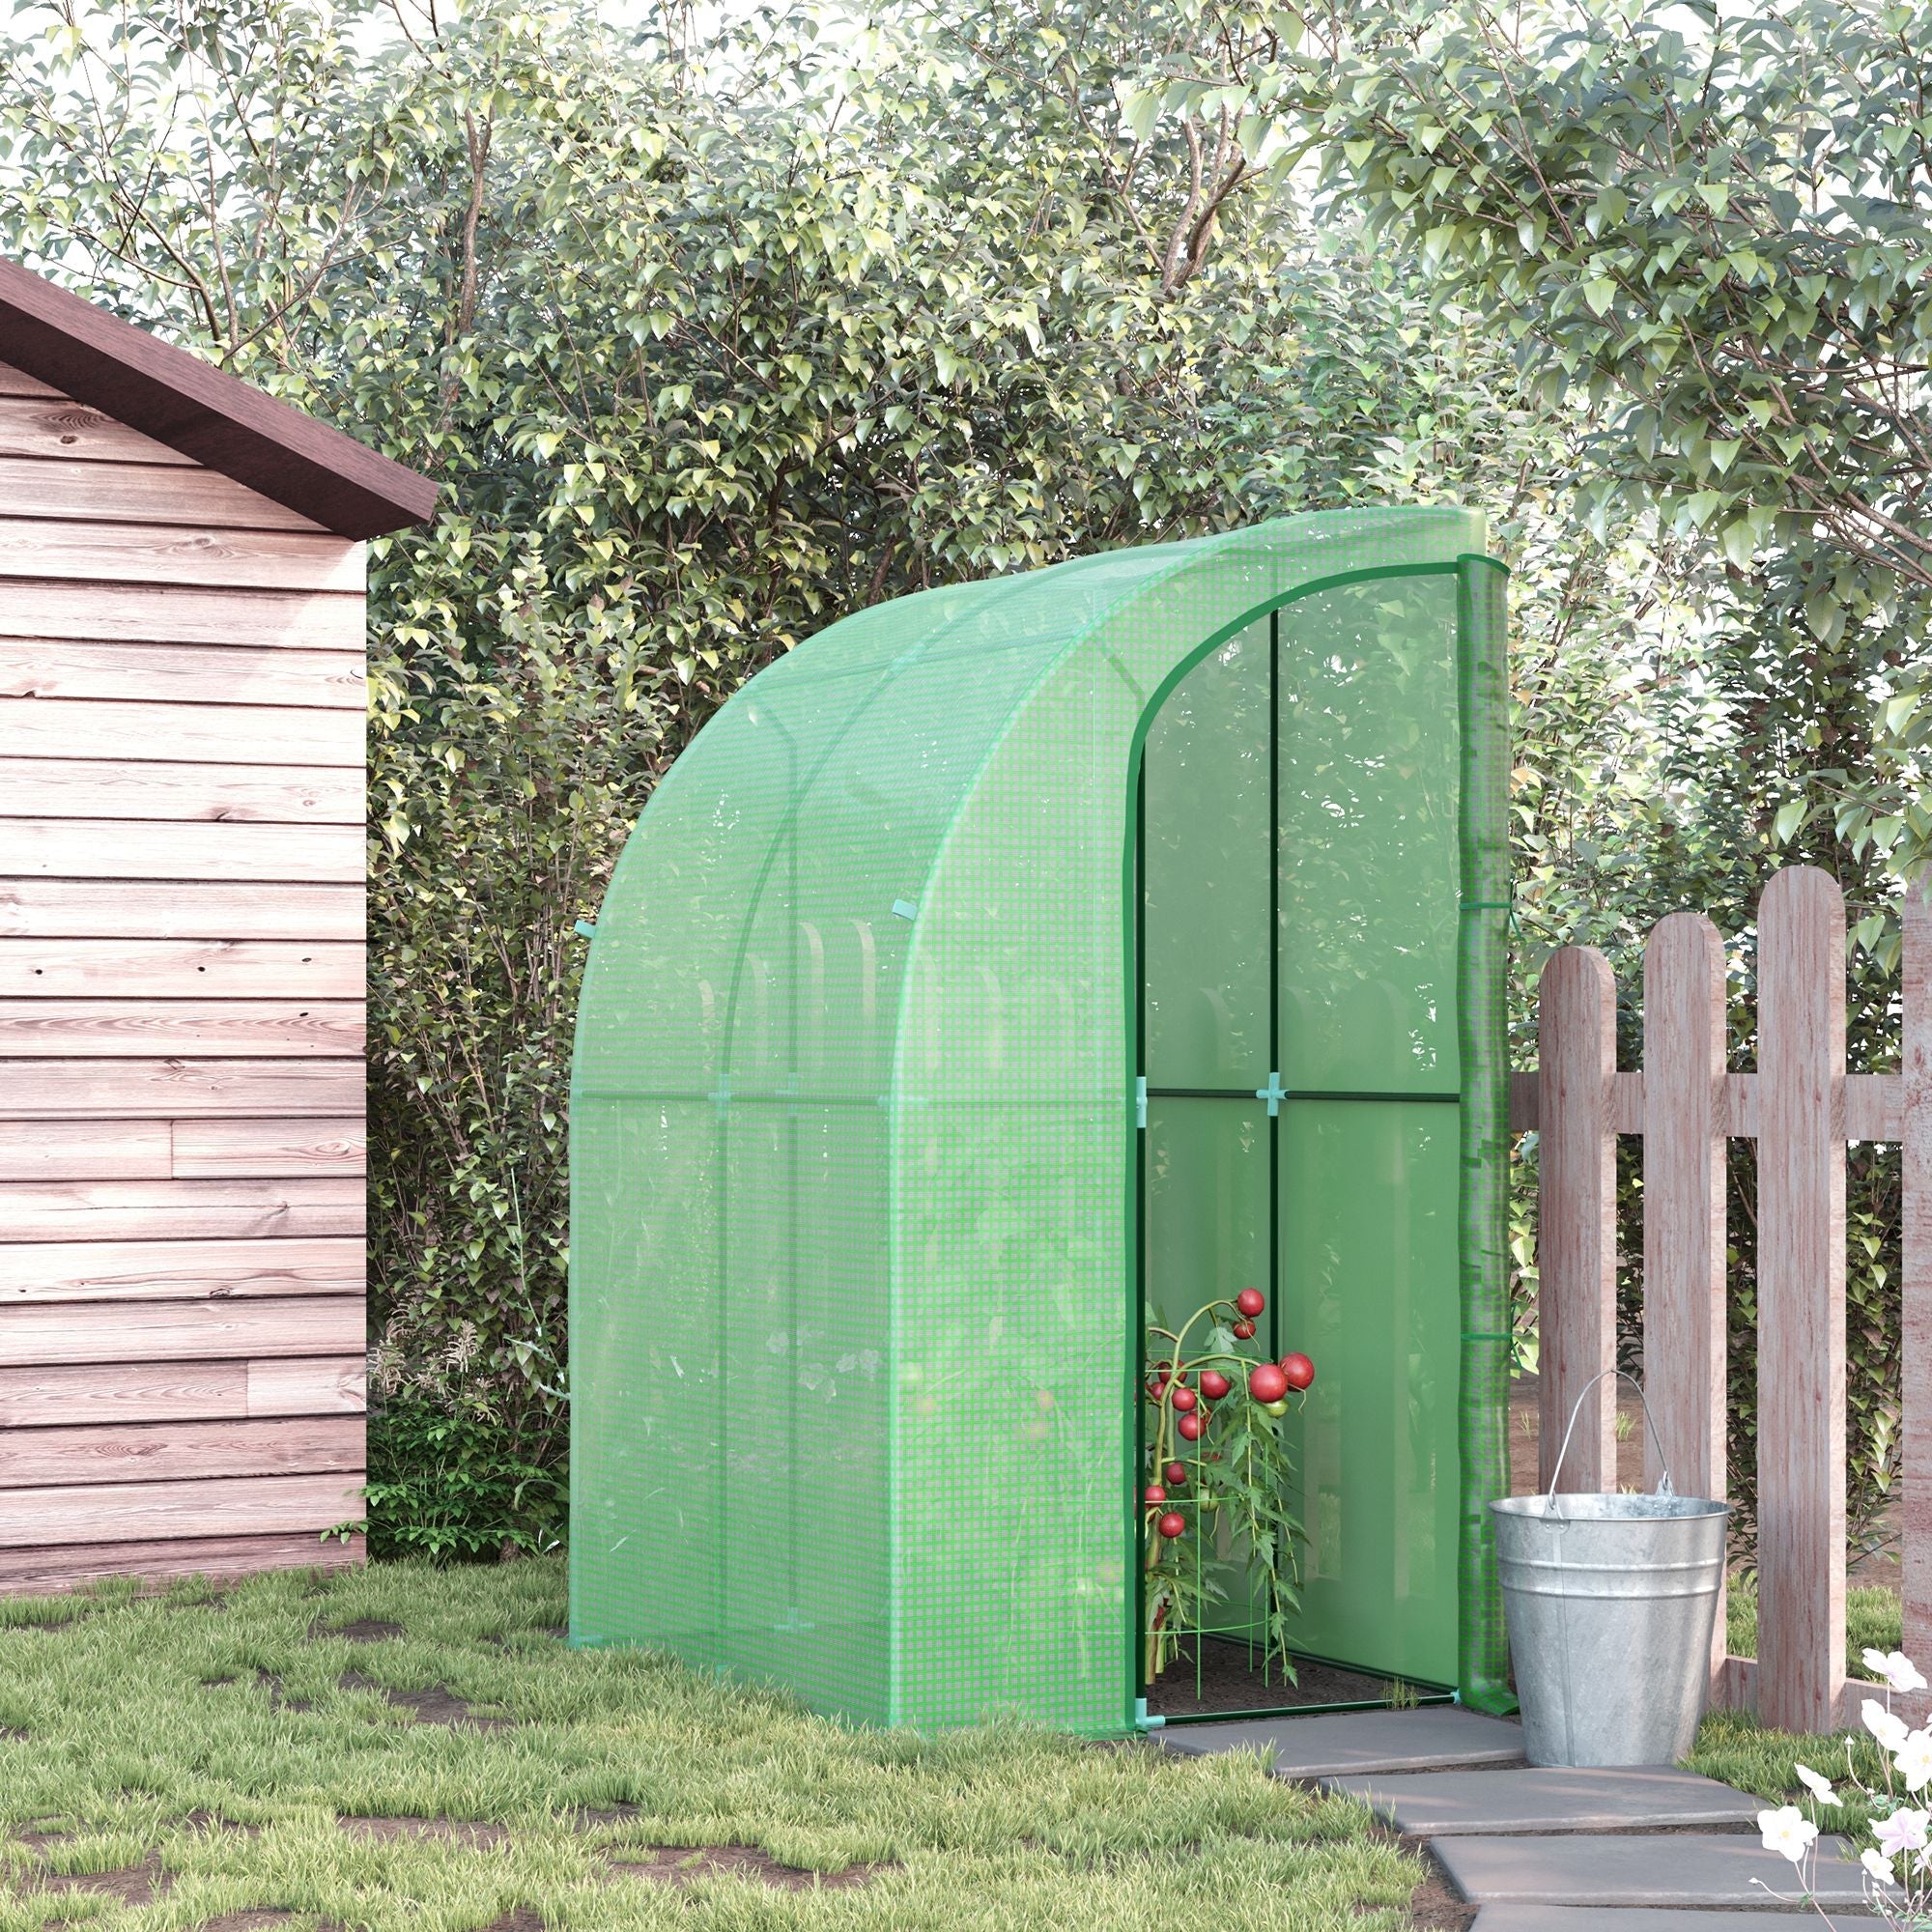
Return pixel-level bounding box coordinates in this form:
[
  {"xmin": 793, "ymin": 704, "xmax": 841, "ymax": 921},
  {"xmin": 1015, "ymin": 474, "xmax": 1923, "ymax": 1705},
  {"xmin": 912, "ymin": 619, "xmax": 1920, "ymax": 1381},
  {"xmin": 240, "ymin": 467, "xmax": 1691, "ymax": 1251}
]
[{"xmin": 570, "ymin": 505, "xmax": 1514, "ymax": 1736}]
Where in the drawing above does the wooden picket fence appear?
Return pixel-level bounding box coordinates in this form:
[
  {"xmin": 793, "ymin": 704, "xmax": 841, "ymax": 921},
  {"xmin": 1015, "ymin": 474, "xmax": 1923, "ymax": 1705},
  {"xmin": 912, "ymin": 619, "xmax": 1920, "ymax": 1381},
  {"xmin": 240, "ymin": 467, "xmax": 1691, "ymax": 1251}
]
[{"xmin": 1511, "ymin": 865, "xmax": 1931, "ymax": 1736}]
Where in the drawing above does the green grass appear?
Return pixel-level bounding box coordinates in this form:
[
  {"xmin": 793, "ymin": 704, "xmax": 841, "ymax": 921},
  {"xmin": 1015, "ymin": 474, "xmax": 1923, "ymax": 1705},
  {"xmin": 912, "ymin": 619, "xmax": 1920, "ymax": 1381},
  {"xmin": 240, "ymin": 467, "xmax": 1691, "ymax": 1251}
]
[
  {"xmin": 1724, "ymin": 1578, "xmax": 1903, "ymax": 1676},
  {"xmin": 1683, "ymin": 1581, "xmax": 1909, "ymax": 1833},
  {"xmin": 1687, "ymin": 1702, "xmax": 1897, "ymax": 1835},
  {"xmin": 0, "ymin": 1559, "xmax": 1417, "ymax": 1931}
]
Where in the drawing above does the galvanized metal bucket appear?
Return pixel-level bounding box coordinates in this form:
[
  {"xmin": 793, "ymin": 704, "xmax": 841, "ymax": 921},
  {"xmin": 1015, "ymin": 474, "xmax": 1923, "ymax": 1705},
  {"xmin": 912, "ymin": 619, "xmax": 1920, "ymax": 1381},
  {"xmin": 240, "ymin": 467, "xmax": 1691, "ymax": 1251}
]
[{"xmin": 1490, "ymin": 1371, "xmax": 1729, "ymax": 1767}]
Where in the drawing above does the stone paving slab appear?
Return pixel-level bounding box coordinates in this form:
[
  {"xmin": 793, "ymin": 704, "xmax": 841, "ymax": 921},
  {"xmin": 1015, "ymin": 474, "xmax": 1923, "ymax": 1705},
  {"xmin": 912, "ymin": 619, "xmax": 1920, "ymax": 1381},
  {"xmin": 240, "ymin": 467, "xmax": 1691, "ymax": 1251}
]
[
  {"xmin": 1326, "ymin": 1764, "xmax": 1761, "ymax": 1835},
  {"xmin": 1472, "ymin": 1909, "xmax": 1880, "ymax": 1929},
  {"xmin": 1158, "ymin": 1706, "xmax": 1525, "ymax": 1777},
  {"xmin": 1435, "ymin": 1831, "xmax": 1873, "ymax": 1907}
]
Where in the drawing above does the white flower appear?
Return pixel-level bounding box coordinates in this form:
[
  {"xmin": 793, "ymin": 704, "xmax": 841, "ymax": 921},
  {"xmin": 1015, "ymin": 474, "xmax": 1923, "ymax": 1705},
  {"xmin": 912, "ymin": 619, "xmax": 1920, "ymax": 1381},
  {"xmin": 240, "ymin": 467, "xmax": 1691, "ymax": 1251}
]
[
  {"xmin": 1897, "ymin": 1731, "xmax": 1932, "ymax": 1794},
  {"xmin": 1864, "ymin": 1697, "xmax": 1911, "ymax": 1751},
  {"xmin": 1875, "ymin": 1807, "xmax": 1930, "ymax": 1858},
  {"xmin": 1862, "ymin": 1847, "xmax": 1897, "ymax": 1889},
  {"xmin": 1793, "ymin": 1762, "xmax": 1841, "ymax": 1806},
  {"xmin": 1759, "ymin": 1804, "xmax": 1819, "ymax": 1863},
  {"xmin": 1863, "ymin": 1649, "xmax": 1929, "ymax": 1694}
]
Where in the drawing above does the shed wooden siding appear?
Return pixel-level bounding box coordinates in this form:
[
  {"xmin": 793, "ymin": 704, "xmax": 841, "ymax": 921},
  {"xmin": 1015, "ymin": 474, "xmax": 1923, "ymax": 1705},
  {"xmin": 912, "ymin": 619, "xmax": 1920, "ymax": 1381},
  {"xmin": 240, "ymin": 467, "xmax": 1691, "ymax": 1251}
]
[{"xmin": 0, "ymin": 356, "xmax": 365, "ymax": 1590}]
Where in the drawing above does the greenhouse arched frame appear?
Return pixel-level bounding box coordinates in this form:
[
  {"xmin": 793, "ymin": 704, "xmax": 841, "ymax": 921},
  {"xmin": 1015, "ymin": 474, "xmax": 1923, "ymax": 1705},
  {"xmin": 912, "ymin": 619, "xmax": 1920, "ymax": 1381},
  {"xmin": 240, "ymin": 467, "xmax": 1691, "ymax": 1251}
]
[{"xmin": 571, "ymin": 505, "xmax": 1513, "ymax": 1736}]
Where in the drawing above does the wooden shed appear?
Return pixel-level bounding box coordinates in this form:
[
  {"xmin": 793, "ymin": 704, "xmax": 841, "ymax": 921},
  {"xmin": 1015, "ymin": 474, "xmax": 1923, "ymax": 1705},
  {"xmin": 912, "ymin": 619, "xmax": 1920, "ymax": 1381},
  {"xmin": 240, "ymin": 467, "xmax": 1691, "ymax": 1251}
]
[{"xmin": 0, "ymin": 257, "xmax": 435, "ymax": 1594}]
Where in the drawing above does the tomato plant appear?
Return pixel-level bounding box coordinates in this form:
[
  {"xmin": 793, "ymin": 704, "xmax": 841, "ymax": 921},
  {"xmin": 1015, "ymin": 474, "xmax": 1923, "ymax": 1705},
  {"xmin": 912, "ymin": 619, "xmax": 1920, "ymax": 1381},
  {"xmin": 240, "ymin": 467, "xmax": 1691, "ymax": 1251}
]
[{"xmin": 1141, "ymin": 1291, "xmax": 1314, "ymax": 1689}]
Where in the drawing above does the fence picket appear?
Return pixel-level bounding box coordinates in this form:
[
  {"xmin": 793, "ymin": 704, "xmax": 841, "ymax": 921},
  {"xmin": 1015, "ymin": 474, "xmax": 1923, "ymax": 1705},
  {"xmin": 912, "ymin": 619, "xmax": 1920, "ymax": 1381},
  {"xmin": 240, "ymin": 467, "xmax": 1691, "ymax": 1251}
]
[
  {"xmin": 1754, "ymin": 867, "xmax": 1848, "ymax": 1736},
  {"xmin": 1537, "ymin": 945, "xmax": 1618, "ymax": 1492},
  {"xmin": 1641, "ymin": 911, "xmax": 1730, "ymax": 1689},
  {"xmin": 1904, "ymin": 886, "xmax": 1932, "ymax": 1679}
]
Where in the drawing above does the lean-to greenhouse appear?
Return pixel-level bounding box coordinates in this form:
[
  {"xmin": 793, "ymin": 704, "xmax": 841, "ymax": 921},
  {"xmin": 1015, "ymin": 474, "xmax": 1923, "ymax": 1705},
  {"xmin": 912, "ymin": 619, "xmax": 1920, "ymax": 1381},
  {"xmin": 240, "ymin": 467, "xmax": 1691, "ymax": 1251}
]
[{"xmin": 570, "ymin": 505, "xmax": 1514, "ymax": 1736}]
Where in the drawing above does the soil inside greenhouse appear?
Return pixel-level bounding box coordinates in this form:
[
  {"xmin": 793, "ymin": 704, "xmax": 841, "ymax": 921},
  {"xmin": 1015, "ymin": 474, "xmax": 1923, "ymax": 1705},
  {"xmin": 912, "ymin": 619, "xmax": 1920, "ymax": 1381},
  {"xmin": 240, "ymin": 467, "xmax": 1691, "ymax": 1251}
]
[{"xmin": 1145, "ymin": 1636, "xmax": 1411, "ymax": 1719}]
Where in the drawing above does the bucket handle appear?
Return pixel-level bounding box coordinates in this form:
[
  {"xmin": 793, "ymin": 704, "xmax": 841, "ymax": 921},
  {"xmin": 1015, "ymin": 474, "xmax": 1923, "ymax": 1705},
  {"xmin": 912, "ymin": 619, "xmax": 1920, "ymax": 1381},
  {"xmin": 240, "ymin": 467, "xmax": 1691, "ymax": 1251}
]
[{"xmin": 1544, "ymin": 1368, "xmax": 1674, "ymax": 1513}]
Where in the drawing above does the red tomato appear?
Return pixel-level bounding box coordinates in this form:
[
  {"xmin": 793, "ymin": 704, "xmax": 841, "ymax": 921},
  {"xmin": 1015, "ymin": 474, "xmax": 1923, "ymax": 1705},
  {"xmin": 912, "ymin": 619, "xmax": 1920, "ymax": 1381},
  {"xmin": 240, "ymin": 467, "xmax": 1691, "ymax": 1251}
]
[
  {"xmin": 1163, "ymin": 1461, "xmax": 1187, "ymax": 1486},
  {"xmin": 1232, "ymin": 1319, "xmax": 1256, "ymax": 1341},
  {"xmin": 1169, "ymin": 1385, "xmax": 1198, "ymax": 1413},
  {"xmin": 1281, "ymin": 1351, "xmax": 1316, "ymax": 1391},
  {"xmin": 1157, "ymin": 1512, "xmax": 1187, "ymax": 1540},
  {"xmin": 1178, "ymin": 1411, "xmax": 1206, "ymax": 1441},
  {"xmin": 1143, "ymin": 1484, "xmax": 1167, "ymax": 1505},
  {"xmin": 1198, "ymin": 1370, "xmax": 1231, "ymax": 1402},
  {"xmin": 1247, "ymin": 1362, "xmax": 1290, "ymax": 1405},
  {"xmin": 1236, "ymin": 1287, "xmax": 1265, "ymax": 1318}
]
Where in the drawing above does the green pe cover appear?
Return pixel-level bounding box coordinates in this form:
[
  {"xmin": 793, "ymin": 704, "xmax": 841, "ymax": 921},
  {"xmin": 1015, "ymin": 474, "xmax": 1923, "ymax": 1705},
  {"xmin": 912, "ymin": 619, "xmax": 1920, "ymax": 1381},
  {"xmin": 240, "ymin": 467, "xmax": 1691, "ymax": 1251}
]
[{"xmin": 570, "ymin": 507, "xmax": 1511, "ymax": 1733}]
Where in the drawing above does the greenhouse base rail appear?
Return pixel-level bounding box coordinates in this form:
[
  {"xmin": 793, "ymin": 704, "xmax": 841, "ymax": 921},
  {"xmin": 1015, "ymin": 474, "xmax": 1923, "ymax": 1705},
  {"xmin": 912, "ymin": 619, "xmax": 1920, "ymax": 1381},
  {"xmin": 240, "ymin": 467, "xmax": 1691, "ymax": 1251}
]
[{"xmin": 1156, "ymin": 1690, "xmax": 1459, "ymax": 1726}]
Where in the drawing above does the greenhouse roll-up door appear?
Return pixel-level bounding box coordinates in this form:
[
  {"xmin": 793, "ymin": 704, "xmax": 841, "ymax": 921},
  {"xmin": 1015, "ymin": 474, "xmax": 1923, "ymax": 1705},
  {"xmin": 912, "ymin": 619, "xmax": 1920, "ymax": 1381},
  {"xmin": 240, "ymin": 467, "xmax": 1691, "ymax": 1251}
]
[{"xmin": 1139, "ymin": 565, "xmax": 1484, "ymax": 1700}]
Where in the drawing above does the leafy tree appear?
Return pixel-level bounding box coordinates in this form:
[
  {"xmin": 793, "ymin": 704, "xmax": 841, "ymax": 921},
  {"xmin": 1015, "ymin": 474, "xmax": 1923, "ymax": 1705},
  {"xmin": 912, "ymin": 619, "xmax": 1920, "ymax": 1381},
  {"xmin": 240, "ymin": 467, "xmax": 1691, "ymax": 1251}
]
[
  {"xmin": 1265, "ymin": 0, "xmax": 1931, "ymax": 904},
  {"xmin": 1258, "ymin": 0, "xmax": 1922, "ymax": 1540},
  {"xmin": 1, "ymin": 0, "xmax": 1764, "ymax": 1553},
  {"xmin": 0, "ymin": 0, "xmax": 1579, "ymax": 1549}
]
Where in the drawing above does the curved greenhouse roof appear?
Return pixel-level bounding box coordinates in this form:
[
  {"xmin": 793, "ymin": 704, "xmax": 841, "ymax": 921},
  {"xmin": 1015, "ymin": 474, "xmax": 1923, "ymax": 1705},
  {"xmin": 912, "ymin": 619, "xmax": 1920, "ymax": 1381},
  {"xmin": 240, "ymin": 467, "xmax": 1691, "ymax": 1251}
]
[{"xmin": 571, "ymin": 505, "xmax": 1513, "ymax": 1735}]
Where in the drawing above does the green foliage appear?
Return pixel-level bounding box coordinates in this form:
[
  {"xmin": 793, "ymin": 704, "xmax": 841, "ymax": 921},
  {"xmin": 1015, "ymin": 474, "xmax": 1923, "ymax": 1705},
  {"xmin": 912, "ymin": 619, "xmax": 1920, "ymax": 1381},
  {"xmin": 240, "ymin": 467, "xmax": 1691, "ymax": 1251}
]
[
  {"xmin": 365, "ymin": 564, "xmax": 660, "ymax": 1553},
  {"xmin": 1142, "ymin": 1300, "xmax": 1303, "ymax": 1686},
  {"xmin": 362, "ymin": 1395, "xmax": 566, "ymax": 1561},
  {"xmin": 4, "ymin": 0, "xmax": 1893, "ymax": 1561},
  {"xmin": 1230, "ymin": 0, "xmax": 1922, "ymax": 1538},
  {"xmin": 5, "ymin": 0, "xmax": 1605, "ymax": 1551},
  {"xmin": 1272, "ymin": 0, "xmax": 1932, "ymax": 899}
]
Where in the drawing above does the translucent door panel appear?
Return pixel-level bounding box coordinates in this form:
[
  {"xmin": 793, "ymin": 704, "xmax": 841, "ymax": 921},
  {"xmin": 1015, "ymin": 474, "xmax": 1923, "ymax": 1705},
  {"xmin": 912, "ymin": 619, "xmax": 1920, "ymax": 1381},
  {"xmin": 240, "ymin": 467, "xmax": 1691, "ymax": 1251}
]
[
  {"xmin": 1275, "ymin": 1098, "xmax": 1459, "ymax": 1688},
  {"xmin": 1138, "ymin": 574, "xmax": 1467, "ymax": 1704},
  {"xmin": 1143, "ymin": 1098, "xmax": 1270, "ymax": 1648},
  {"xmin": 1143, "ymin": 1099, "xmax": 1269, "ymax": 1318},
  {"xmin": 1142, "ymin": 618, "xmax": 1270, "ymax": 1089},
  {"xmin": 1277, "ymin": 578, "xmax": 1462, "ymax": 1094}
]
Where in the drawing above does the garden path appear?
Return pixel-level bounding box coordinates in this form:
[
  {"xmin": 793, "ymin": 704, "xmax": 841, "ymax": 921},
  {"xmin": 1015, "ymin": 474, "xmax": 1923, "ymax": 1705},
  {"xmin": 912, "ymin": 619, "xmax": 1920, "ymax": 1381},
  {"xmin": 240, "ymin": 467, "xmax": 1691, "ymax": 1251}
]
[{"xmin": 1163, "ymin": 1709, "xmax": 1878, "ymax": 1925}]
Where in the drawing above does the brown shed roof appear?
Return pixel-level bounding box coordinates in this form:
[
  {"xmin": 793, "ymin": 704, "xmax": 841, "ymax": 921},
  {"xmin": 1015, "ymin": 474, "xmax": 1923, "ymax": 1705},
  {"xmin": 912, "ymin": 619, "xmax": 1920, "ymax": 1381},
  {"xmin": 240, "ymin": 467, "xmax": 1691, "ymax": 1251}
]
[{"xmin": 0, "ymin": 255, "xmax": 438, "ymax": 539}]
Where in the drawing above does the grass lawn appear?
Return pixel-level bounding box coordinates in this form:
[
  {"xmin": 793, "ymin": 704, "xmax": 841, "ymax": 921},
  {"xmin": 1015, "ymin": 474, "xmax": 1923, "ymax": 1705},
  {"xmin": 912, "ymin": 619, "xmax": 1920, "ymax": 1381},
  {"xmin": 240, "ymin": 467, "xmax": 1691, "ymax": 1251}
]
[
  {"xmin": 0, "ymin": 1558, "xmax": 1419, "ymax": 1932},
  {"xmin": 1684, "ymin": 1581, "xmax": 1908, "ymax": 1833}
]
